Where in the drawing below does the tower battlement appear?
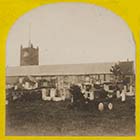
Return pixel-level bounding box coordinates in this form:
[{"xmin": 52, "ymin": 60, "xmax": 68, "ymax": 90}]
[{"xmin": 20, "ymin": 42, "xmax": 39, "ymax": 66}]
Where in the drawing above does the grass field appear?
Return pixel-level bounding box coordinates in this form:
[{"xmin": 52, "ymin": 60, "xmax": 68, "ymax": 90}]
[{"xmin": 6, "ymin": 97, "xmax": 135, "ymax": 136}]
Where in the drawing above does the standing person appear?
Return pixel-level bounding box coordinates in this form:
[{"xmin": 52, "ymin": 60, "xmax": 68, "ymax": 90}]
[
  {"xmin": 69, "ymin": 84, "xmax": 85, "ymax": 108},
  {"xmin": 84, "ymin": 82, "xmax": 94, "ymax": 101}
]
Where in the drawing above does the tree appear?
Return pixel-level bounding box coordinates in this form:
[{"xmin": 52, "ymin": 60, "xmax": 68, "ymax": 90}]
[
  {"xmin": 110, "ymin": 63, "xmax": 122, "ymax": 82},
  {"xmin": 110, "ymin": 63, "xmax": 121, "ymax": 76}
]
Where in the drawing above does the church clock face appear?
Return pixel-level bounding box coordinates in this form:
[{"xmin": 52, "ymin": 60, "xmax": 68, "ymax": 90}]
[{"xmin": 23, "ymin": 51, "xmax": 29, "ymax": 57}]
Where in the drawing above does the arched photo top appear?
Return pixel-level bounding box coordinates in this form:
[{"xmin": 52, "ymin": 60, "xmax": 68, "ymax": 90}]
[
  {"xmin": 5, "ymin": 2, "xmax": 136, "ymax": 136},
  {"xmin": 6, "ymin": 2, "xmax": 135, "ymax": 66}
]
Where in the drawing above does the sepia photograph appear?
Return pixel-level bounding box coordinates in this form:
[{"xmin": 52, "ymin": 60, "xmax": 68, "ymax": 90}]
[{"xmin": 6, "ymin": 2, "xmax": 135, "ymax": 136}]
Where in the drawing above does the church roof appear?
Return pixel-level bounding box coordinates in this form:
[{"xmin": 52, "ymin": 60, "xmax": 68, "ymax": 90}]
[
  {"xmin": 6, "ymin": 61, "xmax": 134, "ymax": 77},
  {"xmin": 6, "ymin": 63, "xmax": 114, "ymax": 77}
]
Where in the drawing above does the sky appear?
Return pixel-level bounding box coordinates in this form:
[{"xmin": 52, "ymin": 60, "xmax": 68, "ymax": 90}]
[{"xmin": 6, "ymin": 2, "xmax": 135, "ymax": 66}]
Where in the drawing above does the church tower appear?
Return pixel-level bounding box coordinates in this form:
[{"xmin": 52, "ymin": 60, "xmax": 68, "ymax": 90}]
[{"xmin": 20, "ymin": 40, "xmax": 39, "ymax": 66}]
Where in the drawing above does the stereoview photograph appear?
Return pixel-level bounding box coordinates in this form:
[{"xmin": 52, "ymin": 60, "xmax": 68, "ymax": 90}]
[{"xmin": 6, "ymin": 2, "xmax": 135, "ymax": 136}]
